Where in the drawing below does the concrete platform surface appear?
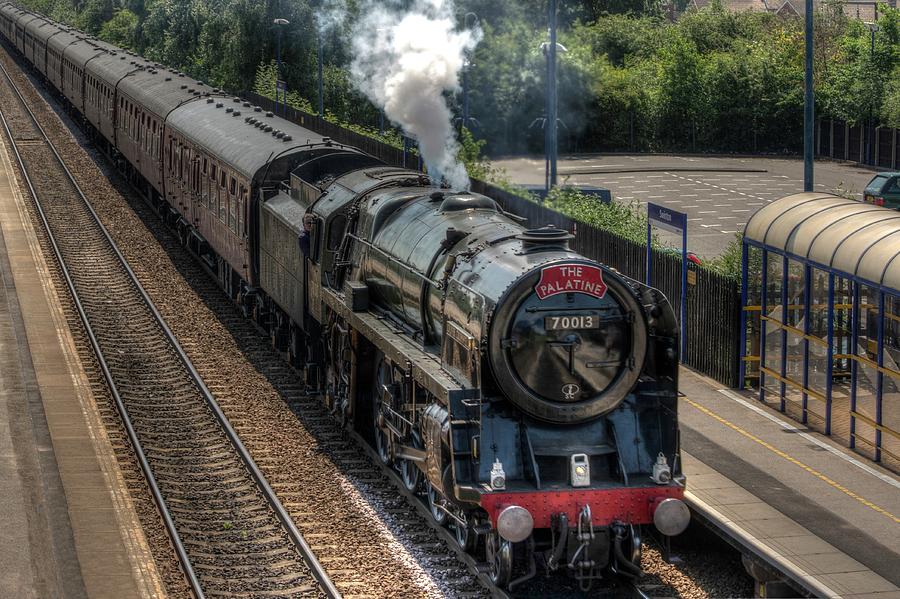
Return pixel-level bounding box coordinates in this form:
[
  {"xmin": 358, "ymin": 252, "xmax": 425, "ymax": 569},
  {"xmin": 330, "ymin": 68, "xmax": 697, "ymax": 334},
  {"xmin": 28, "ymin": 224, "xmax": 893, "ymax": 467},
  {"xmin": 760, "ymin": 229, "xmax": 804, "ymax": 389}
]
[
  {"xmin": 0, "ymin": 120, "xmax": 165, "ymax": 597},
  {"xmin": 681, "ymin": 367, "xmax": 900, "ymax": 598}
]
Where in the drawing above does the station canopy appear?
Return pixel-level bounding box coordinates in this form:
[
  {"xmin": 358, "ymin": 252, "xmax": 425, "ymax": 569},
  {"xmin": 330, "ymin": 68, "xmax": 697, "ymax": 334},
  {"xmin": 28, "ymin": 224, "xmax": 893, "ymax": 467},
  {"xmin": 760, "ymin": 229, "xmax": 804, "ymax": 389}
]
[{"xmin": 744, "ymin": 192, "xmax": 900, "ymax": 291}]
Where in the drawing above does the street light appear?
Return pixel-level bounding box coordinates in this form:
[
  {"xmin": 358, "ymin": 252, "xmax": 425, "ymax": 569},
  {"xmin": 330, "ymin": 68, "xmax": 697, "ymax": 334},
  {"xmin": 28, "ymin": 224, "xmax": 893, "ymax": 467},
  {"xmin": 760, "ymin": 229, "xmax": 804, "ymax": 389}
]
[
  {"xmin": 865, "ymin": 21, "xmax": 879, "ymax": 164},
  {"xmin": 273, "ymin": 18, "xmax": 289, "ymax": 78},
  {"xmin": 273, "ymin": 18, "xmax": 289, "ymax": 116},
  {"xmin": 460, "ymin": 12, "xmax": 479, "ymax": 131},
  {"xmin": 317, "ymin": 28, "xmax": 324, "ymax": 118},
  {"xmin": 544, "ymin": 0, "xmax": 564, "ymax": 193}
]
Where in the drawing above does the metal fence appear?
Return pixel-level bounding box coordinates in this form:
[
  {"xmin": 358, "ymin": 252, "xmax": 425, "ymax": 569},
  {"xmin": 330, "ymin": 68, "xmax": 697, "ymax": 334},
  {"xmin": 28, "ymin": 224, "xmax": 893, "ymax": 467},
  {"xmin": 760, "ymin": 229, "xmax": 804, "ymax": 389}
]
[
  {"xmin": 817, "ymin": 119, "xmax": 900, "ymax": 170},
  {"xmin": 248, "ymin": 92, "xmax": 742, "ymax": 387}
]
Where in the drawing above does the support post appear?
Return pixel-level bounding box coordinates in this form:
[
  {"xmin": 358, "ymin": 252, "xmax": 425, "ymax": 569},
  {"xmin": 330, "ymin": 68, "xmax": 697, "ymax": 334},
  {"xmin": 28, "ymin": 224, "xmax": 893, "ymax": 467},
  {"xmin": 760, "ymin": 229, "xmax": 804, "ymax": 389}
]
[
  {"xmin": 802, "ymin": 265, "xmax": 812, "ymax": 424},
  {"xmin": 876, "ymin": 292, "xmax": 885, "ymax": 461},
  {"xmin": 760, "ymin": 249, "xmax": 769, "ymax": 404},
  {"xmin": 827, "ymin": 275, "xmax": 837, "ymax": 437},
  {"xmin": 848, "ymin": 283, "xmax": 859, "ymax": 445},
  {"xmin": 780, "ymin": 255, "xmax": 789, "ymax": 412},
  {"xmin": 681, "ymin": 223, "xmax": 688, "ymax": 361},
  {"xmin": 739, "ymin": 242, "xmax": 749, "ymax": 389}
]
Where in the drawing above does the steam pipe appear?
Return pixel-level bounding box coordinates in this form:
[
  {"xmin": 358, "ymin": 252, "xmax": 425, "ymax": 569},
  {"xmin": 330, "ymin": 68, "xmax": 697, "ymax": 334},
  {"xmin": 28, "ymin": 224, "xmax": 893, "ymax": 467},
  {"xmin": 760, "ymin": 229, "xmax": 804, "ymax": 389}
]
[{"xmin": 613, "ymin": 526, "xmax": 641, "ymax": 578}]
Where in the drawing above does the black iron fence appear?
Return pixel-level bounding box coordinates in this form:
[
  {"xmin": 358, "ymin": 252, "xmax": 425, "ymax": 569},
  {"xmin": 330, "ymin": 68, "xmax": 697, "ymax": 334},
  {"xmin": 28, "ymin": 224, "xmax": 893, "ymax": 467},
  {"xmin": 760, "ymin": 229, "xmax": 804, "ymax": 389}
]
[
  {"xmin": 817, "ymin": 118, "xmax": 900, "ymax": 170},
  {"xmin": 247, "ymin": 92, "xmax": 742, "ymax": 387}
]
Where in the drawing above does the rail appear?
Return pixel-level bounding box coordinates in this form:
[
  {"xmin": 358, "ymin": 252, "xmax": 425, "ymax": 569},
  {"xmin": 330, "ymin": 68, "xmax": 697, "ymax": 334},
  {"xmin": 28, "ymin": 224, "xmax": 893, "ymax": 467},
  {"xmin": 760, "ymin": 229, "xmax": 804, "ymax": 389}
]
[{"xmin": 0, "ymin": 58, "xmax": 340, "ymax": 599}]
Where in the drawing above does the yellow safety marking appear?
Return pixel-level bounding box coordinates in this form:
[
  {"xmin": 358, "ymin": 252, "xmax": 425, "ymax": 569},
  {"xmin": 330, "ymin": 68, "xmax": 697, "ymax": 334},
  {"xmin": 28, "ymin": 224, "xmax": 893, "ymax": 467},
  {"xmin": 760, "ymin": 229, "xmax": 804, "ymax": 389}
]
[{"xmin": 682, "ymin": 397, "xmax": 900, "ymax": 525}]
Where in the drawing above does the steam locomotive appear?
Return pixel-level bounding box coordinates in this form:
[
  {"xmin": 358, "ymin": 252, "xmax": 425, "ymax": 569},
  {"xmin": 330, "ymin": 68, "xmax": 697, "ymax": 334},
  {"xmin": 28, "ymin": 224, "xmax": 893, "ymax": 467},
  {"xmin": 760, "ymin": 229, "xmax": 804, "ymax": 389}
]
[{"xmin": 0, "ymin": 3, "xmax": 690, "ymax": 589}]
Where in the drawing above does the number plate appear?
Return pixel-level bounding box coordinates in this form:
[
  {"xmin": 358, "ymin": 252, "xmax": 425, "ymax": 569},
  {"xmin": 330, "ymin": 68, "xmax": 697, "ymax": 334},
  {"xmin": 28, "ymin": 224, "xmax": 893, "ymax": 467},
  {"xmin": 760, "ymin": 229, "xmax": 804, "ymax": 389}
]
[{"xmin": 545, "ymin": 315, "xmax": 600, "ymax": 330}]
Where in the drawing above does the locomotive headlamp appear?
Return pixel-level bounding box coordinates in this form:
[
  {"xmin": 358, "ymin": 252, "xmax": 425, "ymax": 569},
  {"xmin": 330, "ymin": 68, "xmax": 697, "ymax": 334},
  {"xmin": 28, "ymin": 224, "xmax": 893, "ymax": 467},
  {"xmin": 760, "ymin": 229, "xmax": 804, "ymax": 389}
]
[
  {"xmin": 490, "ymin": 459, "xmax": 506, "ymax": 490},
  {"xmin": 653, "ymin": 498, "xmax": 690, "ymax": 536},
  {"xmin": 497, "ymin": 505, "xmax": 534, "ymax": 543}
]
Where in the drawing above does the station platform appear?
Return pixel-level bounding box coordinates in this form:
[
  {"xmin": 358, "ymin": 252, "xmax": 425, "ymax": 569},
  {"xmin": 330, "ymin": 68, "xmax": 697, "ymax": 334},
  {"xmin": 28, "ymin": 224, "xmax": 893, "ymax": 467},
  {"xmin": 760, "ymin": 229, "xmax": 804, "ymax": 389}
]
[
  {"xmin": 0, "ymin": 130, "xmax": 164, "ymax": 597},
  {"xmin": 680, "ymin": 368, "xmax": 900, "ymax": 598}
]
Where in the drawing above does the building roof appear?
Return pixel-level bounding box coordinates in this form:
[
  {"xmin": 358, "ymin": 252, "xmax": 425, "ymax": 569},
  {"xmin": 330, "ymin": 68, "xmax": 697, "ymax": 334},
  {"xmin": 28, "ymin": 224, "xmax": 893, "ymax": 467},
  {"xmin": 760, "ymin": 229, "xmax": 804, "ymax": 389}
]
[{"xmin": 744, "ymin": 193, "xmax": 900, "ymax": 291}]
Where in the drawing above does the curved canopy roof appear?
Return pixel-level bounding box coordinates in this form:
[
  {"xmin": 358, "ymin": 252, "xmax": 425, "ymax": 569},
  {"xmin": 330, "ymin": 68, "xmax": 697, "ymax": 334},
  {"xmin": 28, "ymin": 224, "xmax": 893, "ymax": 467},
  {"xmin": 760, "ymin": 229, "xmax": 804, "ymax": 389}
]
[{"xmin": 744, "ymin": 193, "xmax": 900, "ymax": 291}]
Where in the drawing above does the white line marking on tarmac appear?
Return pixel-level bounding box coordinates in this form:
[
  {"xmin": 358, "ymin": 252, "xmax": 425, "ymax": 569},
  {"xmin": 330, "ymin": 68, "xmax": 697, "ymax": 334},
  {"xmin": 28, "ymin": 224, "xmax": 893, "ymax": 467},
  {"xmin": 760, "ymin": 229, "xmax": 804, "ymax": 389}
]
[{"xmin": 717, "ymin": 389, "xmax": 900, "ymax": 489}]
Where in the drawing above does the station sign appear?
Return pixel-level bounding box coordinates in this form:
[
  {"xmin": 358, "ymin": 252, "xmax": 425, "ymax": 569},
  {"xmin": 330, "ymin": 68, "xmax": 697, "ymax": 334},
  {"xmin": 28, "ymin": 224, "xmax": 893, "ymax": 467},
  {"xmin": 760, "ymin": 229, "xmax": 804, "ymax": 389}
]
[{"xmin": 648, "ymin": 202, "xmax": 687, "ymax": 234}]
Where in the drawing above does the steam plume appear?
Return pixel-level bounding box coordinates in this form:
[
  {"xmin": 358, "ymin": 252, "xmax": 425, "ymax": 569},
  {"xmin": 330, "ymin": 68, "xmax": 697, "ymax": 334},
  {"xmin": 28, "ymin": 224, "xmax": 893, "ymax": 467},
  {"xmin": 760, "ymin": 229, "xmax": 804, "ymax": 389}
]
[{"xmin": 344, "ymin": 0, "xmax": 481, "ymax": 189}]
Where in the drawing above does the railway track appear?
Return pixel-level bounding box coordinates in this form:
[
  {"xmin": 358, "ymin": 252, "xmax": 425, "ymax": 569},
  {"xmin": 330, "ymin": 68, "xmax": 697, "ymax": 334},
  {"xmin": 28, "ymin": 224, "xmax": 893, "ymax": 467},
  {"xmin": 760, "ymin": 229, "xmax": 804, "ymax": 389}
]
[{"xmin": 0, "ymin": 58, "xmax": 339, "ymax": 599}]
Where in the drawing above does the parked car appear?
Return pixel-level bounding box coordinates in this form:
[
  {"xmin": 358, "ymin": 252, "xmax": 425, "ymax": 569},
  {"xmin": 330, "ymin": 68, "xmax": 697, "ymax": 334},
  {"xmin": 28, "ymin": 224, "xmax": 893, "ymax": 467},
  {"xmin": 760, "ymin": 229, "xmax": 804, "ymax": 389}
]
[{"xmin": 863, "ymin": 172, "xmax": 900, "ymax": 208}]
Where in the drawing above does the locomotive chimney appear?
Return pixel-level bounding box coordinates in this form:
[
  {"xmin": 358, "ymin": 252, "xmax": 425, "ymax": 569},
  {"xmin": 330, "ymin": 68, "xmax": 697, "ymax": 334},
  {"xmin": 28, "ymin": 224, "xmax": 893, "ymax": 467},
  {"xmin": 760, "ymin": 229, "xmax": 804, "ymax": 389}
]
[{"xmin": 516, "ymin": 226, "xmax": 574, "ymax": 253}]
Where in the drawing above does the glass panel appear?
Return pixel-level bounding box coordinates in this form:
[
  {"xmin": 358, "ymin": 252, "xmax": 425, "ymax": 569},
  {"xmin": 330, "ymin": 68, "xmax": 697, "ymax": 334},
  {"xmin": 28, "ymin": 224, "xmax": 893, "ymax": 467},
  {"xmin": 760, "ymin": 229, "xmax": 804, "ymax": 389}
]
[
  {"xmin": 886, "ymin": 294, "xmax": 900, "ymax": 375},
  {"xmin": 784, "ymin": 260, "xmax": 805, "ymax": 385},
  {"xmin": 808, "ymin": 269, "xmax": 830, "ymax": 398},
  {"xmin": 762, "ymin": 253, "xmax": 783, "ymax": 375},
  {"xmin": 744, "ymin": 245, "xmax": 763, "ymax": 383}
]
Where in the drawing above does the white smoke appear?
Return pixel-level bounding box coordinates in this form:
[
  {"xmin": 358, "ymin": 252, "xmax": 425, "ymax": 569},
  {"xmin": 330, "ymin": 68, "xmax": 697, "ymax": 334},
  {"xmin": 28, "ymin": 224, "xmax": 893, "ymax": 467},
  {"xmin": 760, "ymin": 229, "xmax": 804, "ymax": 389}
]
[{"xmin": 344, "ymin": 0, "xmax": 481, "ymax": 189}]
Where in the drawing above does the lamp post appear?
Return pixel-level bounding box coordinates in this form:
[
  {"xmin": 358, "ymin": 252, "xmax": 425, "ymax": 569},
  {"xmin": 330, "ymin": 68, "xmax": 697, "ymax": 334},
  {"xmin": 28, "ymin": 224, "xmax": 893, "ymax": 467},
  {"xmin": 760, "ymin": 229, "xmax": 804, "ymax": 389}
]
[
  {"xmin": 273, "ymin": 18, "xmax": 289, "ymax": 77},
  {"xmin": 547, "ymin": 0, "xmax": 558, "ymax": 191},
  {"xmin": 803, "ymin": 0, "xmax": 813, "ymax": 191},
  {"xmin": 317, "ymin": 29, "xmax": 324, "ymax": 118},
  {"xmin": 273, "ymin": 18, "xmax": 289, "ymax": 115},
  {"xmin": 866, "ymin": 21, "xmax": 879, "ymax": 164},
  {"xmin": 461, "ymin": 12, "xmax": 478, "ymax": 131}
]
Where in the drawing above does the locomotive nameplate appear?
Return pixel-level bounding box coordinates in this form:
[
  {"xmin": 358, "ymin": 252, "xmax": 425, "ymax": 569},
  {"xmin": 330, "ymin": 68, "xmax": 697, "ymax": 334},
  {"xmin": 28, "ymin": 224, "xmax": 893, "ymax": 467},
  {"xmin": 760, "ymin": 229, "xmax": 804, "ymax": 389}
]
[
  {"xmin": 535, "ymin": 264, "xmax": 607, "ymax": 300},
  {"xmin": 544, "ymin": 315, "xmax": 601, "ymax": 330}
]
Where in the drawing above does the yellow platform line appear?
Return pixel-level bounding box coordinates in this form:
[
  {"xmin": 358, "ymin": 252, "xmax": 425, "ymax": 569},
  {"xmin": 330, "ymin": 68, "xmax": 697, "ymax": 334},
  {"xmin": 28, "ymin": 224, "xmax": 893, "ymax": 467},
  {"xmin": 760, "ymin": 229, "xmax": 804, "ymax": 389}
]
[{"xmin": 682, "ymin": 396, "xmax": 900, "ymax": 525}]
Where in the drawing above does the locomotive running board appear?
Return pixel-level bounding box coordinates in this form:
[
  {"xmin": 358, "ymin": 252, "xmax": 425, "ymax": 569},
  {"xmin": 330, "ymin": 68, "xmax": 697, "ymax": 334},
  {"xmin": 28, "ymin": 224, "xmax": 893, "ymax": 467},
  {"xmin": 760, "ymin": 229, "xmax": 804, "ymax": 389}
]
[{"xmin": 323, "ymin": 287, "xmax": 478, "ymax": 407}]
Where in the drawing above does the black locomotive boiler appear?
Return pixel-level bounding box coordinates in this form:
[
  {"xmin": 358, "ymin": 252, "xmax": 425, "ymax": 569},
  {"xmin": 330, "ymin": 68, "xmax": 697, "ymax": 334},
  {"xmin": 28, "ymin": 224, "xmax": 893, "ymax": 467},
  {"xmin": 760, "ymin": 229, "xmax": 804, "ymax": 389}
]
[{"xmin": 0, "ymin": 3, "xmax": 690, "ymax": 589}]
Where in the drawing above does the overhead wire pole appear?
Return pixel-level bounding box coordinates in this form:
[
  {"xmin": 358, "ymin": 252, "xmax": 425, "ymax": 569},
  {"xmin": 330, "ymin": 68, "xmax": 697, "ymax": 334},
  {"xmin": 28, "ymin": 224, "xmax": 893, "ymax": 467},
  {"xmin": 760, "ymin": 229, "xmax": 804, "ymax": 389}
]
[{"xmin": 803, "ymin": 0, "xmax": 814, "ymax": 191}]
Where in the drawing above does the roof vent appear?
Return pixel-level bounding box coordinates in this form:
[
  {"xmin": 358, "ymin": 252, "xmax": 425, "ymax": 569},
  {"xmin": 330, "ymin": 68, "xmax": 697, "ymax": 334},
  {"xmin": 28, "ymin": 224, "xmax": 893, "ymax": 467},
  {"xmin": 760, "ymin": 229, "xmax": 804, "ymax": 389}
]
[
  {"xmin": 226, "ymin": 107, "xmax": 233, "ymax": 113},
  {"xmin": 212, "ymin": 88, "xmax": 220, "ymax": 93},
  {"xmin": 193, "ymin": 91, "xmax": 200, "ymax": 96},
  {"xmin": 197, "ymin": 81, "xmax": 204, "ymax": 86},
  {"xmin": 265, "ymin": 111, "xmax": 274, "ymax": 118},
  {"xmin": 243, "ymin": 102, "xmax": 250, "ymax": 108},
  {"xmin": 264, "ymin": 125, "xmax": 273, "ymax": 132},
  {"xmin": 187, "ymin": 88, "xmax": 194, "ymax": 93},
  {"xmin": 180, "ymin": 84, "xmax": 187, "ymax": 89},
  {"xmin": 119, "ymin": 55, "xmax": 126, "ymax": 60},
  {"xmin": 282, "ymin": 135, "xmax": 292, "ymax": 142},
  {"xmin": 178, "ymin": 72, "xmax": 185, "ymax": 77},
  {"xmin": 254, "ymin": 106, "xmax": 262, "ymax": 112},
  {"xmin": 254, "ymin": 122, "xmax": 262, "ymax": 128},
  {"xmin": 207, "ymin": 98, "xmax": 214, "ymax": 103},
  {"xmin": 323, "ymin": 137, "xmax": 332, "ymax": 145},
  {"xmin": 233, "ymin": 97, "xmax": 241, "ymax": 103},
  {"xmin": 276, "ymin": 132, "xmax": 285, "ymax": 139},
  {"xmin": 215, "ymin": 102, "xmax": 223, "ymax": 108},
  {"xmin": 233, "ymin": 111, "xmax": 241, "ymax": 116},
  {"xmin": 165, "ymin": 77, "xmax": 172, "ymax": 81}
]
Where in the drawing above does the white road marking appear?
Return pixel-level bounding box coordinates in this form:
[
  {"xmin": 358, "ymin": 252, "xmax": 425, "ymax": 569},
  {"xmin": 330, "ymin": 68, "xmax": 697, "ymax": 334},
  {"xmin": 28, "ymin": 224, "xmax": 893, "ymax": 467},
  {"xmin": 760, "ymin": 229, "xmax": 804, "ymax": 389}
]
[
  {"xmin": 717, "ymin": 216, "xmax": 738, "ymax": 219},
  {"xmin": 717, "ymin": 389, "xmax": 900, "ymax": 489}
]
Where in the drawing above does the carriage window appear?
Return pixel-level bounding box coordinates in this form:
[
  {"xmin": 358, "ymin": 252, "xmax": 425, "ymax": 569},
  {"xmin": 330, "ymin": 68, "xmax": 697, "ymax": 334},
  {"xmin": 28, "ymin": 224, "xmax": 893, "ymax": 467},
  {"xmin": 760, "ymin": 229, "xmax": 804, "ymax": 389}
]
[
  {"xmin": 202, "ymin": 157, "xmax": 207, "ymax": 175},
  {"xmin": 210, "ymin": 164, "xmax": 217, "ymax": 182},
  {"xmin": 219, "ymin": 171, "xmax": 226, "ymax": 189},
  {"xmin": 239, "ymin": 186, "xmax": 248, "ymax": 236}
]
